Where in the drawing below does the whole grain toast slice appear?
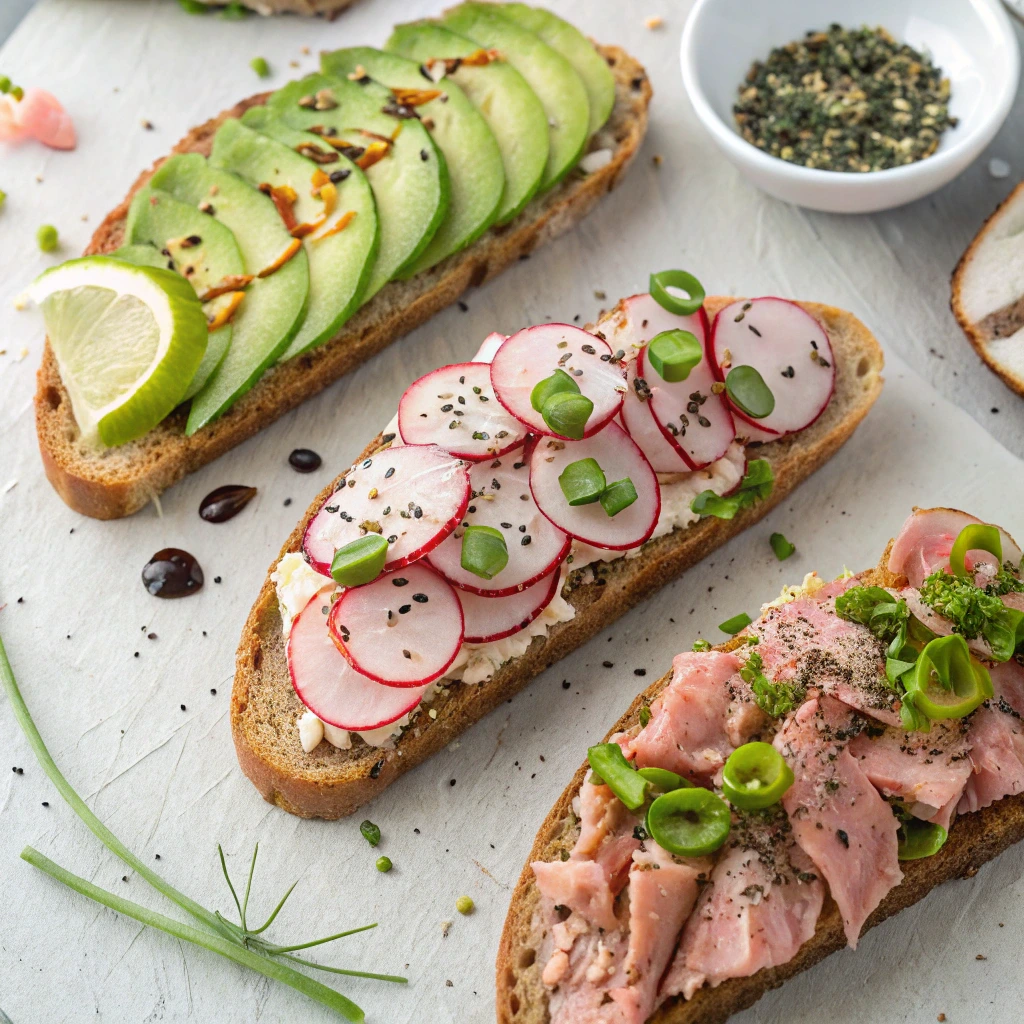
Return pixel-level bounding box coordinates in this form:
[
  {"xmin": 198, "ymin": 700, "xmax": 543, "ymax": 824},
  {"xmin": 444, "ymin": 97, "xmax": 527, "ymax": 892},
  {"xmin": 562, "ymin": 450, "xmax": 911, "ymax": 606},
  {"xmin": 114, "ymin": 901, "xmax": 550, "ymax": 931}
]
[
  {"xmin": 496, "ymin": 544, "xmax": 1024, "ymax": 1024},
  {"xmin": 34, "ymin": 45, "xmax": 651, "ymax": 520},
  {"xmin": 229, "ymin": 296, "xmax": 884, "ymax": 819}
]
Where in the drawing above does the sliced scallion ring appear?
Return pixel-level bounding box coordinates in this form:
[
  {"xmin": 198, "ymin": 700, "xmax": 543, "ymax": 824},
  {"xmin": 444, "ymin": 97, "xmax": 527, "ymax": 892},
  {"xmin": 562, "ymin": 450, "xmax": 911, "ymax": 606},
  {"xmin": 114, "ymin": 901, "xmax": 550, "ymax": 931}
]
[
  {"xmin": 725, "ymin": 365, "xmax": 775, "ymax": 420},
  {"xmin": 636, "ymin": 767, "xmax": 689, "ymax": 794},
  {"xmin": 330, "ymin": 534, "xmax": 388, "ymax": 588},
  {"xmin": 587, "ymin": 743, "xmax": 647, "ymax": 811},
  {"xmin": 646, "ymin": 787, "xmax": 730, "ymax": 857},
  {"xmin": 649, "ymin": 269, "xmax": 705, "ymax": 317},
  {"xmin": 647, "ymin": 329, "xmax": 703, "ymax": 383},
  {"xmin": 530, "ymin": 368, "xmax": 580, "ymax": 413},
  {"xmin": 906, "ymin": 634, "xmax": 992, "ymax": 720},
  {"xmin": 949, "ymin": 523, "xmax": 1002, "ymax": 579},
  {"xmin": 541, "ymin": 390, "xmax": 594, "ymax": 440},
  {"xmin": 460, "ymin": 524, "xmax": 509, "ymax": 581},
  {"xmin": 721, "ymin": 742, "xmax": 794, "ymax": 810},
  {"xmin": 719, "ymin": 612, "xmax": 752, "ymax": 635},
  {"xmin": 599, "ymin": 477, "xmax": 637, "ymax": 518},
  {"xmin": 558, "ymin": 457, "xmax": 606, "ymax": 506},
  {"xmin": 897, "ymin": 818, "xmax": 948, "ymax": 860}
]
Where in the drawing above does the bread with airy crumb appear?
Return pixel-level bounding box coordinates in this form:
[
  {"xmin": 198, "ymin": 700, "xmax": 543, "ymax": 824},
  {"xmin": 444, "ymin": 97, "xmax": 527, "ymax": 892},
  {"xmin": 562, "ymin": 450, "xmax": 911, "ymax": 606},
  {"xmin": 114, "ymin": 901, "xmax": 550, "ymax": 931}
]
[
  {"xmin": 230, "ymin": 296, "xmax": 884, "ymax": 820},
  {"xmin": 34, "ymin": 45, "xmax": 651, "ymax": 519}
]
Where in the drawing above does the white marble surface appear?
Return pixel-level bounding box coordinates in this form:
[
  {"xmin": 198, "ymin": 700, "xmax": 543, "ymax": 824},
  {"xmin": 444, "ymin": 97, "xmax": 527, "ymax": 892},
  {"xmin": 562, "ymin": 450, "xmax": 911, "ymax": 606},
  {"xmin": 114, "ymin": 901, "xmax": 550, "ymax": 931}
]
[{"xmin": 2, "ymin": 2, "xmax": 1024, "ymax": 1022}]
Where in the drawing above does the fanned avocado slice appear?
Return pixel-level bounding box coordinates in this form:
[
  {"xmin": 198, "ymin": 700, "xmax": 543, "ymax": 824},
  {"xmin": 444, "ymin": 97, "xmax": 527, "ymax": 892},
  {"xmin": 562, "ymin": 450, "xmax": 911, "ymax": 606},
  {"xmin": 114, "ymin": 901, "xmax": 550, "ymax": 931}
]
[
  {"xmin": 386, "ymin": 20, "xmax": 548, "ymax": 224},
  {"xmin": 499, "ymin": 3, "xmax": 614, "ymax": 136},
  {"xmin": 211, "ymin": 117, "xmax": 379, "ymax": 361},
  {"xmin": 147, "ymin": 152, "xmax": 310, "ymax": 433},
  {"xmin": 321, "ymin": 46, "xmax": 503, "ymax": 276},
  {"xmin": 264, "ymin": 73, "xmax": 448, "ymax": 298},
  {"xmin": 441, "ymin": 2, "xmax": 589, "ymax": 190}
]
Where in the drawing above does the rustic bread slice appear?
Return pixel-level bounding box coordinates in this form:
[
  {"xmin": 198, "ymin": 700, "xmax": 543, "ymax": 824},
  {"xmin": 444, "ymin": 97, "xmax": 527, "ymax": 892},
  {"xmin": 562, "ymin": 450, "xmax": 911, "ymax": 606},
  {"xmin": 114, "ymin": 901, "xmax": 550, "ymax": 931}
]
[
  {"xmin": 34, "ymin": 45, "xmax": 650, "ymax": 520},
  {"xmin": 229, "ymin": 296, "xmax": 884, "ymax": 819},
  {"xmin": 497, "ymin": 547, "xmax": 1024, "ymax": 1024},
  {"xmin": 951, "ymin": 180, "xmax": 1024, "ymax": 399}
]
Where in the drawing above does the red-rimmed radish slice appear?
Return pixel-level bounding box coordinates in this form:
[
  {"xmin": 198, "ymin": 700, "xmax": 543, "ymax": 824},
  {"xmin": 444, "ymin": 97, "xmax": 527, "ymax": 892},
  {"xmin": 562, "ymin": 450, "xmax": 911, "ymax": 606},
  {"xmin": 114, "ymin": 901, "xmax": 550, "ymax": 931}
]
[
  {"xmin": 398, "ymin": 362, "xmax": 528, "ymax": 462},
  {"xmin": 529, "ymin": 422, "xmax": 660, "ymax": 550},
  {"xmin": 288, "ymin": 587, "xmax": 428, "ymax": 731},
  {"xmin": 328, "ymin": 563, "xmax": 463, "ymax": 688},
  {"xmin": 458, "ymin": 567, "xmax": 560, "ymax": 643},
  {"xmin": 473, "ymin": 331, "xmax": 506, "ymax": 364},
  {"xmin": 710, "ymin": 297, "xmax": 835, "ymax": 436},
  {"xmin": 302, "ymin": 444, "xmax": 470, "ymax": 578},
  {"xmin": 734, "ymin": 420, "xmax": 779, "ymax": 445},
  {"xmin": 490, "ymin": 323, "xmax": 626, "ymax": 438},
  {"xmin": 620, "ymin": 358, "xmax": 693, "ymax": 473},
  {"xmin": 426, "ymin": 447, "xmax": 570, "ymax": 596}
]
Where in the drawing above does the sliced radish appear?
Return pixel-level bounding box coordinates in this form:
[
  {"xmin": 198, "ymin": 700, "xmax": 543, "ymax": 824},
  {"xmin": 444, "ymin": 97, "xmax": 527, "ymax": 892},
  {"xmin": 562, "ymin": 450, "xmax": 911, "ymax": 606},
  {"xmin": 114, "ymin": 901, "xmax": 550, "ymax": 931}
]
[
  {"xmin": 398, "ymin": 362, "xmax": 528, "ymax": 462},
  {"xmin": 458, "ymin": 567, "xmax": 560, "ymax": 643},
  {"xmin": 710, "ymin": 298, "xmax": 835, "ymax": 436},
  {"xmin": 734, "ymin": 420, "xmax": 779, "ymax": 445},
  {"xmin": 473, "ymin": 331, "xmax": 506, "ymax": 364},
  {"xmin": 490, "ymin": 324, "xmax": 626, "ymax": 438},
  {"xmin": 529, "ymin": 421, "xmax": 660, "ymax": 550},
  {"xmin": 288, "ymin": 587, "xmax": 428, "ymax": 731},
  {"xmin": 620, "ymin": 358, "xmax": 693, "ymax": 473},
  {"xmin": 302, "ymin": 444, "xmax": 470, "ymax": 578},
  {"xmin": 328, "ymin": 563, "xmax": 463, "ymax": 688},
  {"xmin": 426, "ymin": 447, "xmax": 570, "ymax": 596}
]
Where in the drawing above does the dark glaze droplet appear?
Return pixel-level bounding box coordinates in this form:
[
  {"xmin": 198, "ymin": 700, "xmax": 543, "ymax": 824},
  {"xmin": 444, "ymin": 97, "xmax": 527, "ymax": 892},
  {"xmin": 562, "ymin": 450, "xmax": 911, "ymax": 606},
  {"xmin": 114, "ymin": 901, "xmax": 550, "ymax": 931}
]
[
  {"xmin": 288, "ymin": 448, "xmax": 322, "ymax": 473},
  {"xmin": 142, "ymin": 549, "xmax": 204, "ymax": 598},
  {"xmin": 199, "ymin": 485, "xmax": 257, "ymax": 523}
]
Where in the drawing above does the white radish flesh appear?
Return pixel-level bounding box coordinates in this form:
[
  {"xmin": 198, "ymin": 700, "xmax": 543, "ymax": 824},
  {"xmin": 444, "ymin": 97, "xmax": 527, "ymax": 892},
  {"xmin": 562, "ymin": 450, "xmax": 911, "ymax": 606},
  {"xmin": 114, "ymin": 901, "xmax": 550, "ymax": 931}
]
[
  {"xmin": 458, "ymin": 567, "xmax": 561, "ymax": 643},
  {"xmin": 529, "ymin": 421, "xmax": 660, "ymax": 550},
  {"xmin": 711, "ymin": 298, "xmax": 835, "ymax": 435},
  {"xmin": 398, "ymin": 362, "xmax": 528, "ymax": 461},
  {"xmin": 490, "ymin": 324, "xmax": 626, "ymax": 438},
  {"xmin": 302, "ymin": 444, "xmax": 470, "ymax": 577},
  {"xmin": 426, "ymin": 446, "xmax": 570, "ymax": 596},
  {"xmin": 288, "ymin": 587, "xmax": 428, "ymax": 731},
  {"xmin": 620, "ymin": 358, "xmax": 693, "ymax": 473},
  {"xmin": 473, "ymin": 331, "xmax": 507, "ymax": 364},
  {"xmin": 328, "ymin": 563, "xmax": 463, "ymax": 688}
]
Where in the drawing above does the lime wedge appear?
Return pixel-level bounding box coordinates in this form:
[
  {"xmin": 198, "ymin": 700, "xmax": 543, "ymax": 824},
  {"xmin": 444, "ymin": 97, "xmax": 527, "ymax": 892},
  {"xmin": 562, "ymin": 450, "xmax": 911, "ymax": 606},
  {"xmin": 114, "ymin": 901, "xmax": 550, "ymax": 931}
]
[{"xmin": 30, "ymin": 255, "xmax": 208, "ymax": 446}]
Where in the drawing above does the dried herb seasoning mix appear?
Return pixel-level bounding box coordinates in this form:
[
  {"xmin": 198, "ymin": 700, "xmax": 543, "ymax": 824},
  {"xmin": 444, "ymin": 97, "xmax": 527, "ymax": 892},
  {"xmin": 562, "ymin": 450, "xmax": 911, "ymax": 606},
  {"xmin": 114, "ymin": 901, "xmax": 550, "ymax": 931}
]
[{"xmin": 734, "ymin": 24, "xmax": 957, "ymax": 172}]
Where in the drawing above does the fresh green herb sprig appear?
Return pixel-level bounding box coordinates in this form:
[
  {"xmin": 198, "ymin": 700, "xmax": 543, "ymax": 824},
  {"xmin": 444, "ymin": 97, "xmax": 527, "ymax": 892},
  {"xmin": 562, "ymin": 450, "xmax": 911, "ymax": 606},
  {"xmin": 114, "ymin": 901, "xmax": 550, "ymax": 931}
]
[
  {"xmin": 691, "ymin": 459, "xmax": 774, "ymax": 521},
  {"xmin": 741, "ymin": 649, "xmax": 804, "ymax": 718},
  {"xmin": 0, "ymin": 633, "xmax": 405, "ymax": 1021},
  {"xmin": 987, "ymin": 563, "xmax": 1024, "ymax": 597}
]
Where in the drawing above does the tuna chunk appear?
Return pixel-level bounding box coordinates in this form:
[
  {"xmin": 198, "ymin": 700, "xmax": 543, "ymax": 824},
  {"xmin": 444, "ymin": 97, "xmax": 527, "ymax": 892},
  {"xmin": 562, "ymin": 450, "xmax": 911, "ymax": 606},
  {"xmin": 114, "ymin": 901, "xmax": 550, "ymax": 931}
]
[
  {"xmin": 660, "ymin": 810, "xmax": 824, "ymax": 1001},
  {"xmin": 775, "ymin": 697, "xmax": 902, "ymax": 947}
]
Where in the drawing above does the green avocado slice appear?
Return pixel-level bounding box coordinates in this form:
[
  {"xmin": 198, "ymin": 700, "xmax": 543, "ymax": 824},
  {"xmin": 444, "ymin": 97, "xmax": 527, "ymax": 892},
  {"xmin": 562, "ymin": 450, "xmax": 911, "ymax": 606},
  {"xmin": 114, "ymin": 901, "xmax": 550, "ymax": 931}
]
[
  {"xmin": 264, "ymin": 73, "xmax": 448, "ymax": 299},
  {"xmin": 320, "ymin": 46, "xmax": 503, "ymax": 276},
  {"xmin": 210, "ymin": 117, "xmax": 379, "ymax": 361},
  {"xmin": 441, "ymin": 2, "xmax": 590, "ymax": 190},
  {"xmin": 146, "ymin": 153, "xmax": 310, "ymax": 433},
  {"xmin": 499, "ymin": 3, "xmax": 615, "ymax": 136},
  {"xmin": 386, "ymin": 20, "xmax": 548, "ymax": 224}
]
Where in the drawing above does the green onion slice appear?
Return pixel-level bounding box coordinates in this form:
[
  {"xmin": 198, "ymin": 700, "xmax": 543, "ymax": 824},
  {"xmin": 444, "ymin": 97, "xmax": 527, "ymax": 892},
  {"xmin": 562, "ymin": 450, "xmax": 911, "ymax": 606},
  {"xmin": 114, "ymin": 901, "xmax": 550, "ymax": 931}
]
[
  {"xmin": 541, "ymin": 390, "xmax": 594, "ymax": 440},
  {"xmin": 460, "ymin": 525, "xmax": 509, "ymax": 580},
  {"xmin": 645, "ymin": 787, "xmax": 731, "ymax": 857},
  {"xmin": 769, "ymin": 532, "xmax": 795, "ymax": 561},
  {"xmin": 949, "ymin": 523, "xmax": 1002, "ymax": 579},
  {"xmin": 725, "ymin": 365, "xmax": 775, "ymax": 420},
  {"xmin": 897, "ymin": 818, "xmax": 948, "ymax": 860},
  {"xmin": 647, "ymin": 329, "xmax": 703, "ymax": 383},
  {"xmin": 719, "ymin": 612, "xmax": 752, "ymax": 635},
  {"xmin": 330, "ymin": 534, "xmax": 388, "ymax": 588},
  {"xmin": 587, "ymin": 743, "xmax": 648, "ymax": 811},
  {"xmin": 558, "ymin": 457, "xmax": 606, "ymax": 506},
  {"xmin": 530, "ymin": 368, "xmax": 580, "ymax": 413},
  {"xmin": 636, "ymin": 767, "xmax": 689, "ymax": 794},
  {"xmin": 906, "ymin": 634, "xmax": 993, "ymax": 720},
  {"xmin": 649, "ymin": 269, "xmax": 705, "ymax": 317},
  {"xmin": 600, "ymin": 478, "xmax": 637, "ymax": 518},
  {"xmin": 722, "ymin": 742, "xmax": 794, "ymax": 810}
]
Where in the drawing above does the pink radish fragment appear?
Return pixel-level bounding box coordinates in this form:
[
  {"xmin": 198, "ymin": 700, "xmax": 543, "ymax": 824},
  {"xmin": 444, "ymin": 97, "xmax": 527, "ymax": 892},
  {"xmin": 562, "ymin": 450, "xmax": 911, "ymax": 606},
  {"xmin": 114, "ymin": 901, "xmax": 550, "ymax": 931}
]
[
  {"xmin": 620, "ymin": 358, "xmax": 692, "ymax": 473},
  {"xmin": 328, "ymin": 563, "xmax": 464, "ymax": 688},
  {"xmin": 427, "ymin": 446, "xmax": 570, "ymax": 596},
  {"xmin": 288, "ymin": 587, "xmax": 428, "ymax": 731},
  {"xmin": 10, "ymin": 88, "xmax": 76, "ymax": 149},
  {"xmin": 458, "ymin": 567, "xmax": 560, "ymax": 643},
  {"xmin": 398, "ymin": 362, "xmax": 527, "ymax": 461},
  {"xmin": 473, "ymin": 331, "xmax": 506, "ymax": 363},
  {"xmin": 490, "ymin": 323, "xmax": 626, "ymax": 438},
  {"xmin": 302, "ymin": 444, "xmax": 470, "ymax": 578},
  {"xmin": 0, "ymin": 98, "xmax": 28, "ymax": 142},
  {"xmin": 711, "ymin": 298, "xmax": 834, "ymax": 436},
  {"xmin": 612, "ymin": 293, "xmax": 735, "ymax": 469},
  {"xmin": 529, "ymin": 421, "xmax": 660, "ymax": 550}
]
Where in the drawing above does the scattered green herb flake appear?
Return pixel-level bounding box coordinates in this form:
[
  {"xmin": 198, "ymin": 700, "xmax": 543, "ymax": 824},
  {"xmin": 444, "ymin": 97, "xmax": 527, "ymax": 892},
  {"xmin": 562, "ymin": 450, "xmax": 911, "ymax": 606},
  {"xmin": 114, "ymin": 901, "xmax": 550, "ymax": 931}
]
[
  {"xmin": 359, "ymin": 820, "xmax": 381, "ymax": 847},
  {"xmin": 455, "ymin": 895, "xmax": 474, "ymax": 915},
  {"xmin": 250, "ymin": 56, "xmax": 271, "ymax": 78},
  {"xmin": 719, "ymin": 612, "xmax": 752, "ymax": 635},
  {"xmin": 770, "ymin": 532, "xmax": 796, "ymax": 561},
  {"xmin": 0, "ymin": 75, "xmax": 10, "ymax": 94},
  {"xmin": 176, "ymin": 0, "xmax": 208, "ymax": 12},
  {"xmin": 10, "ymin": 85, "xmax": 23, "ymax": 101},
  {"xmin": 0, "ymin": 189, "xmax": 6, "ymax": 209},
  {"xmin": 691, "ymin": 459, "xmax": 773, "ymax": 521},
  {"xmin": 36, "ymin": 224, "xmax": 58, "ymax": 253},
  {"xmin": 376, "ymin": 856, "xmax": 393, "ymax": 873},
  {"xmin": 691, "ymin": 639, "xmax": 712, "ymax": 652},
  {"xmin": 220, "ymin": 1, "xmax": 249, "ymax": 18},
  {"xmin": 638, "ymin": 705, "xmax": 651, "ymax": 727},
  {"xmin": 734, "ymin": 24, "xmax": 958, "ymax": 172}
]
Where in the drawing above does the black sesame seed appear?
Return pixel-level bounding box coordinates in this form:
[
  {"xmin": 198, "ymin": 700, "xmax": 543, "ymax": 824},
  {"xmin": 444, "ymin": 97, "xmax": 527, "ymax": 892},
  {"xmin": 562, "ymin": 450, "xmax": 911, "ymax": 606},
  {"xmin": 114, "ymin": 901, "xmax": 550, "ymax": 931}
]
[
  {"xmin": 602, "ymin": 661, "xmax": 614, "ymax": 668},
  {"xmin": 392, "ymin": 577, "xmax": 409, "ymax": 586},
  {"xmin": 399, "ymin": 604, "xmax": 412, "ymax": 614},
  {"xmin": 413, "ymin": 593, "xmax": 429, "ymax": 603},
  {"xmin": 521, "ymin": 535, "xmax": 531, "ymax": 546}
]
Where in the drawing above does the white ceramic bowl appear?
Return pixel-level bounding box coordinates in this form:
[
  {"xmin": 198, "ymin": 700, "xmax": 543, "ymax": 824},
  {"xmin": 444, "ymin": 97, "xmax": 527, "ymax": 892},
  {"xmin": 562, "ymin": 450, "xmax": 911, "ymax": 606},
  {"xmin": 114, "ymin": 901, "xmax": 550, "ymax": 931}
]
[{"xmin": 680, "ymin": 0, "xmax": 1020, "ymax": 213}]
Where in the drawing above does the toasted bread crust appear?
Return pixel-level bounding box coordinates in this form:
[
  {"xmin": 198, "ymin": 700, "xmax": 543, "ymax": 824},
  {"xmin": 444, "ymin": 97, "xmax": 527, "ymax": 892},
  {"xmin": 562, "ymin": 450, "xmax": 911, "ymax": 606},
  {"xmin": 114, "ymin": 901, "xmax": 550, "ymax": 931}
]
[
  {"xmin": 951, "ymin": 180, "xmax": 1024, "ymax": 398},
  {"xmin": 34, "ymin": 45, "xmax": 651, "ymax": 520},
  {"xmin": 496, "ymin": 555, "xmax": 1024, "ymax": 1024},
  {"xmin": 229, "ymin": 296, "xmax": 884, "ymax": 820}
]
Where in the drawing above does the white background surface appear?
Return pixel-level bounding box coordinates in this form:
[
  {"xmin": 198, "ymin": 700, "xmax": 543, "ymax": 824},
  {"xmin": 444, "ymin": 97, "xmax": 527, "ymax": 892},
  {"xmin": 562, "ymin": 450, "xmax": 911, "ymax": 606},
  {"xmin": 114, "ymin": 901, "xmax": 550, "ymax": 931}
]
[{"xmin": 2, "ymin": 2, "xmax": 1024, "ymax": 1022}]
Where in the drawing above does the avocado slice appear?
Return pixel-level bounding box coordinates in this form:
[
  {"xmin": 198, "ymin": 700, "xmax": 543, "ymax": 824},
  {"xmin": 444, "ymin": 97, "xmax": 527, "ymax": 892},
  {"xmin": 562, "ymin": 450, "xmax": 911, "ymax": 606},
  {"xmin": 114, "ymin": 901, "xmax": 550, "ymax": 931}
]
[
  {"xmin": 264, "ymin": 73, "xmax": 448, "ymax": 299},
  {"xmin": 210, "ymin": 117, "xmax": 379, "ymax": 362},
  {"xmin": 499, "ymin": 3, "xmax": 614, "ymax": 136},
  {"xmin": 146, "ymin": 152, "xmax": 310, "ymax": 433},
  {"xmin": 321, "ymin": 46, "xmax": 503, "ymax": 276},
  {"xmin": 441, "ymin": 2, "xmax": 589, "ymax": 190}
]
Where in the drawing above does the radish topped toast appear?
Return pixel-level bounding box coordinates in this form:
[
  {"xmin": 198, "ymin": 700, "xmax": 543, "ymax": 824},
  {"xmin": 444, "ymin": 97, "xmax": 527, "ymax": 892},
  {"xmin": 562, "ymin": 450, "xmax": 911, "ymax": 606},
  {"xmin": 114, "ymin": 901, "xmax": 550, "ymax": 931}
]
[
  {"xmin": 499, "ymin": 508, "xmax": 1024, "ymax": 1024},
  {"xmin": 231, "ymin": 275, "xmax": 885, "ymax": 819}
]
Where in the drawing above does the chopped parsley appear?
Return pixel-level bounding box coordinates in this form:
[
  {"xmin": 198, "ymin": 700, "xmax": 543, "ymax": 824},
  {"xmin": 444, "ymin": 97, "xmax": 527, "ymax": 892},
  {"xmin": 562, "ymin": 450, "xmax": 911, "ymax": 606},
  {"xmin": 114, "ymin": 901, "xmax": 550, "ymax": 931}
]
[
  {"xmin": 741, "ymin": 649, "xmax": 804, "ymax": 718},
  {"xmin": 769, "ymin": 532, "xmax": 796, "ymax": 561}
]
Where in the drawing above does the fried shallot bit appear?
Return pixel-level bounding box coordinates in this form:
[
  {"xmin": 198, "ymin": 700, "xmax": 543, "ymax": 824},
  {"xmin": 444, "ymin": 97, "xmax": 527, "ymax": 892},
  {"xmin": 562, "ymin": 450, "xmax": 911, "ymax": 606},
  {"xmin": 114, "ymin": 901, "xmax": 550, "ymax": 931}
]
[
  {"xmin": 355, "ymin": 140, "xmax": 391, "ymax": 171},
  {"xmin": 198, "ymin": 274, "xmax": 254, "ymax": 302},
  {"xmin": 391, "ymin": 86, "xmax": 443, "ymax": 107},
  {"xmin": 258, "ymin": 182, "xmax": 299, "ymax": 232},
  {"xmin": 257, "ymin": 238, "xmax": 302, "ymax": 278},
  {"xmin": 294, "ymin": 141, "xmax": 338, "ymax": 165},
  {"xmin": 313, "ymin": 210, "xmax": 356, "ymax": 244},
  {"xmin": 206, "ymin": 291, "xmax": 246, "ymax": 331}
]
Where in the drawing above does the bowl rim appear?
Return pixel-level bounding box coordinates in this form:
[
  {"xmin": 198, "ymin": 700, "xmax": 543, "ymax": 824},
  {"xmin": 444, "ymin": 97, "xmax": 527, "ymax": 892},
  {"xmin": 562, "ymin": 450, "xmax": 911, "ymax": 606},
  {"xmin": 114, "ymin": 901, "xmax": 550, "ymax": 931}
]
[{"xmin": 680, "ymin": 0, "xmax": 1021, "ymax": 189}]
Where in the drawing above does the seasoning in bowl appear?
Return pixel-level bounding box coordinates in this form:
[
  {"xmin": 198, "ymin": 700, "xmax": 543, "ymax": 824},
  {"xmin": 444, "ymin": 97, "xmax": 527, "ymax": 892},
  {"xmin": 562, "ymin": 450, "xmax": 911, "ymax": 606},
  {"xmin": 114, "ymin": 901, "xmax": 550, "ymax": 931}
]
[{"xmin": 733, "ymin": 24, "xmax": 958, "ymax": 172}]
